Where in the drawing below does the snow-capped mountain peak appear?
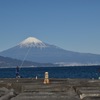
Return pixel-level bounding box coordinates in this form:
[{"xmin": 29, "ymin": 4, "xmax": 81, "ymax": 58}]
[{"xmin": 19, "ymin": 37, "xmax": 47, "ymax": 48}]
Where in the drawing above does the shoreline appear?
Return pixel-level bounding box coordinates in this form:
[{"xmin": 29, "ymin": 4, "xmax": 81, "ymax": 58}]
[{"xmin": 0, "ymin": 64, "xmax": 100, "ymax": 69}]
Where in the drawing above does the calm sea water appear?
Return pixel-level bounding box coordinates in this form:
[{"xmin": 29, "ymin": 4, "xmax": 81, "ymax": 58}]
[{"xmin": 0, "ymin": 66, "xmax": 100, "ymax": 79}]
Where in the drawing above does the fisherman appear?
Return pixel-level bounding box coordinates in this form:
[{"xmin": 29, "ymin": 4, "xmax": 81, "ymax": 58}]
[{"xmin": 16, "ymin": 66, "xmax": 20, "ymax": 78}]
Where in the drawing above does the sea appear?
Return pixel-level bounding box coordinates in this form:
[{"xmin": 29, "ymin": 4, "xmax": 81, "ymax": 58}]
[{"xmin": 0, "ymin": 66, "xmax": 100, "ymax": 79}]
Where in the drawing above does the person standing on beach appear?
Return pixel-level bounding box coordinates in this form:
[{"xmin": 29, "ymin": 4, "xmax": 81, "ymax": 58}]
[{"xmin": 16, "ymin": 66, "xmax": 20, "ymax": 78}]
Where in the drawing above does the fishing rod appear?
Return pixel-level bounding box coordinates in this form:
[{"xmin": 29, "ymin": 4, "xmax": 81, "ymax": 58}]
[
  {"xmin": 16, "ymin": 46, "xmax": 32, "ymax": 78},
  {"xmin": 20, "ymin": 47, "xmax": 32, "ymax": 68}
]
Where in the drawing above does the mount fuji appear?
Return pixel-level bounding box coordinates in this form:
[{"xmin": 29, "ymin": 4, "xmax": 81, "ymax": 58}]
[{"xmin": 0, "ymin": 37, "xmax": 100, "ymax": 65}]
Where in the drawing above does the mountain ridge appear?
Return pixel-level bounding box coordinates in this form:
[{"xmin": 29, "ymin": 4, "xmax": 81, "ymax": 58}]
[
  {"xmin": 0, "ymin": 37, "xmax": 100, "ymax": 65},
  {"xmin": 0, "ymin": 55, "xmax": 55, "ymax": 68}
]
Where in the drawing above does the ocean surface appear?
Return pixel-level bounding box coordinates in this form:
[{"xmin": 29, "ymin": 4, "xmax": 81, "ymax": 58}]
[{"xmin": 0, "ymin": 66, "xmax": 100, "ymax": 79}]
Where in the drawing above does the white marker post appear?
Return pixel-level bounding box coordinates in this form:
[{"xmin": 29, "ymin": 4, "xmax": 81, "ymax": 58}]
[{"xmin": 44, "ymin": 72, "xmax": 49, "ymax": 84}]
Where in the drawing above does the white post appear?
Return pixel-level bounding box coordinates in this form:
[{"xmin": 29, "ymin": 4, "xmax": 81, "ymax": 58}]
[{"xmin": 44, "ymin": 72, "xmax": 49, "ymax": 84}]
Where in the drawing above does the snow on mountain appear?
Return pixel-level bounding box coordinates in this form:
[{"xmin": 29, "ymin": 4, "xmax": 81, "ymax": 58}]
[
  {"xmin": 19, "ymin": 37, "xmax": 47, "ymax": 48},
  {"xmin": 0, "ymin": 36, "xmax": 100, "ymax": 64}
]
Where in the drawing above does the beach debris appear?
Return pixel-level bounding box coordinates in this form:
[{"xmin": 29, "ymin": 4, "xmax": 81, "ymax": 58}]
[
  {"xmin": 98, "ymin": 77, "xmax": 100, "ymax": 79},
  {"xmin": 35, "ymin": 76, "xmax": 38, "ymax": 80}
]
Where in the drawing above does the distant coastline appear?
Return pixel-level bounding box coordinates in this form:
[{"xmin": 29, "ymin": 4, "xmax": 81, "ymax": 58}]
[{"xmin": 0, "ymin": 64, "xmax": 100, "ymax": 69}]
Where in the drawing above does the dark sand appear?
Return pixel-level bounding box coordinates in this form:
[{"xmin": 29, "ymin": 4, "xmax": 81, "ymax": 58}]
[{"xmin": 0, "ymin": 78, "xmax": 100, "ymax": 100}]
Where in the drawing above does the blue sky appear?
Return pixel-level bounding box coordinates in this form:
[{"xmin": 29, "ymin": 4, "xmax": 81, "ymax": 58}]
[{"xmin": 0, "ymin": 0, "xmax": 100, "ymax": 54}]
